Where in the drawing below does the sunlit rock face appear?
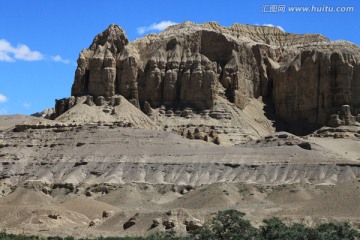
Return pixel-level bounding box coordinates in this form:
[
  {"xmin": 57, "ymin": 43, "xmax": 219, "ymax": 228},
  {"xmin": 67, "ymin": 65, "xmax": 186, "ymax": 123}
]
[{"xmin": 70, "ymin": 22, "xmax": 360, "ymax": 125}]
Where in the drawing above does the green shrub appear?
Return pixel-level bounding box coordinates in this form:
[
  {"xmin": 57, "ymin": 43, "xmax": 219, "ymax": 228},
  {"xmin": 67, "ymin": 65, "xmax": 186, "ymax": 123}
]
[
  {"xmin": 191, "ymin": 210, "xmax": 261, "ymax": 240},
  {"xmin": 0, "ymin": 231, "xmax": 40, "ymax": 240},
  {"xmin": 1, "ymin": 212, "xmax": 359, "ymax": 240},
  {"xmin": 192, "ymin": 210, "xmax": 360, "ymax": 240},
  {"xmin": 261, "ymin": 217, "xmax": 360, "ymax": 240},
  {"xmin": 261, "ymin": 217, "xmax": 319, "ymax": 240},
  {"xmin": 147, "ymin": 230, "xmax": 188, "ymax": 240},
  {"xmin": 316, "ymin": 222, "xmax": 360, "ymax": 240}
]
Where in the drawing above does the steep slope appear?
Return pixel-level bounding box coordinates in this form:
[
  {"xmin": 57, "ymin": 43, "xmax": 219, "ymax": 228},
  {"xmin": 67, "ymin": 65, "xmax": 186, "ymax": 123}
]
[{"xmin": 55, "ymin": 95, "xmax": 158, "ymax": 130}]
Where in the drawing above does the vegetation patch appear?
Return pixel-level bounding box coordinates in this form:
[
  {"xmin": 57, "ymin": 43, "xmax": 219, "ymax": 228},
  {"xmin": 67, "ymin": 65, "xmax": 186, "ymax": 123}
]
[{"xmin": 1, "ymin": 210, "xmax": 359, "ymax": 240}]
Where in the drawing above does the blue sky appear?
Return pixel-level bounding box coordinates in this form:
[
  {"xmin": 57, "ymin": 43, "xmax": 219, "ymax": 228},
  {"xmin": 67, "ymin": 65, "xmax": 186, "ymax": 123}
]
[{"xmin": 0, "ymin": 0, "xmax": 359, "ymax": 115}]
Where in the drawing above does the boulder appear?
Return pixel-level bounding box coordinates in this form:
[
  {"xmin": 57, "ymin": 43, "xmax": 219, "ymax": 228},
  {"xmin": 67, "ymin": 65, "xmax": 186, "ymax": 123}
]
[
  {"xmin": 89, "ymin": 218, "xmax": 101, "ymax": 227},
  {"xmin": 298, "ymin": 142, "xmax": 312, "ymax": 150},
  {"xmin": 165, "ymin": 110, "xmax": 174, "ymax": 117},
  {"xmin": 102, "ymin": 210, "xmax": 113, "ymax": 218},
  {"xmin": 85, "ymin": 96, "xmax": 94, "ymax": 106},
  {"xmin": 186, "ymin": 130, "xmax": 194, "ymax": 139},
  {"xmin": 328, "ymin": 114, "xmax": 342, "ymax": 127},
  {"xmin": 150, "ymin": 218, "xmax": 161, "ymax": 229},
  {"xmin": 114, "ymin": 96, "xmax": 122, "ymax": 106},
  {"xmin": 96, "ymin": 96, "xmax": 106, "ymax": 106},
  {"xmin": 181, "ymin": 109, "xmax": 193, "ymax": 118},
  {"xmin": 123, "ymin": 213, "xmax": 139, "ymax": 230},
  {"xmin": 48, "ymin": 214, "xmax": 61, "ymax": 220},
  {"xmin": 185, "ymin": 219, "xmax": 203, "ymax": 231},
  {"xmin": 193, "ymin": 131, "xmax": 206, "ymax": 140},
  {"xmin": 214, "ymin": 136, "xmax": 221, "ymax": 145},
  {"xmin": 143, "ymin": 101, "xmax": 153, "ymax": 115},
  {"xmin": 163, "ymin": 219, "xmax": 176, "ymax": 229}
]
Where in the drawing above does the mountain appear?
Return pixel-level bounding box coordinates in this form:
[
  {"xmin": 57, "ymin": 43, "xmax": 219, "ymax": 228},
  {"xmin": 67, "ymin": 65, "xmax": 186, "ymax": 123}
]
[
  {"xmin": 67, "ymin": 22, "xmax": 360, "ymax": 131},
  {"xmin": 0, "ymin": 22, "xmax": 360, "ymax": 238}
]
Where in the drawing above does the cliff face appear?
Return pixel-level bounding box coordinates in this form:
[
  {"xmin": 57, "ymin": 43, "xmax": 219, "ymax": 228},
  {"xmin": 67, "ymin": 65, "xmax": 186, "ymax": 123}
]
[
  {"xmin": 271, "ymin": 45, "xmax": 360, "ymax": 125},
  {"xmin": 71, "ymin": 24, "xmax": 138, "ymax": 100},
  {"xmin": 69, "ymin": 21, "xmax": 360, "ymax": 127}
]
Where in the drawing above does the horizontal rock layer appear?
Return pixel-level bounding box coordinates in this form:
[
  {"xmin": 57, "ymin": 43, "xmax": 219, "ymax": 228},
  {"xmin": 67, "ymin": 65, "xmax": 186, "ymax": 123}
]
[
  {"xmin": 1, "ymin": 124, "xmax": 358, "ymax": 187},
  {"xmin": 1, "ymin": 162, "xmax": 359, "ymax": 187}
]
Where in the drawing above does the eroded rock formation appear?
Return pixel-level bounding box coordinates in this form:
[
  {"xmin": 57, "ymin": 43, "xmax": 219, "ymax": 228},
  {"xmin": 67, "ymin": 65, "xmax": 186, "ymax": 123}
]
[
  {"xmin": 67, "ymin": 21, "xmax": 360, "ymax": 131},
  {"xmin": 271, "ymin": 46, "xmax": 360, "ymax": 126}
]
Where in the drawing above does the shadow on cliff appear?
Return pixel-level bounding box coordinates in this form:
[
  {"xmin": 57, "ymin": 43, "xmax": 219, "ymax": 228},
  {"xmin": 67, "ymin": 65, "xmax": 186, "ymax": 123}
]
[{"xmin": 262, "ymin": 98, "xmax": 321, "ymax": 136}]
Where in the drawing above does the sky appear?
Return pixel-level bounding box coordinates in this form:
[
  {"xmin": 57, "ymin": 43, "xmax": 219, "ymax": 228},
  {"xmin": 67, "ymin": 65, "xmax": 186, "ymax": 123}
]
[{"xmin": 0, "ymin": 0, "xmax": 359, "ymax": 115}]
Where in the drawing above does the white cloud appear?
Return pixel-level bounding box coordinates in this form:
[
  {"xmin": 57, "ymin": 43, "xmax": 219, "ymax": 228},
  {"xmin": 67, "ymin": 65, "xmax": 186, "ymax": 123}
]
[
  {"xmin": 0, "ymin": 51, "xmax": 14, "ymax": 62},
  {"xmin": 137, "ymin": 21, "xmax": 178, "ymax": 35},
  {"xmin": 23, "ymin": 102, "xmax": 31, "ymax": 109},
  {"xmin": 0, "ymin": 39, "xmax": 43, "ymax": 62},
  {"xmin": 0, "ymin": 94, "xmax": 7, "ymax": 103},
  {"xmin": 262, "ymin": 24, "xmax": 285, "ymax": 32},
  {"xmin": 51, "ymin": 55, "xmax": 71, "ymax": 64},
  {"xmin": 0, "ymin": 39, "xmax": 71, "ymax": 64},
  {"xmin": 13, "ymin": 44, "xmax": 43, "ymax": 61}
]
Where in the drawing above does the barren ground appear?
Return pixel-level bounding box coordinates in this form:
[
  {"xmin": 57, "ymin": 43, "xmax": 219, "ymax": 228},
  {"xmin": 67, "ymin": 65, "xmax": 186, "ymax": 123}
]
[{"xmin": 0, "ymin": 115, "xmax": 359, "ymax": 238}]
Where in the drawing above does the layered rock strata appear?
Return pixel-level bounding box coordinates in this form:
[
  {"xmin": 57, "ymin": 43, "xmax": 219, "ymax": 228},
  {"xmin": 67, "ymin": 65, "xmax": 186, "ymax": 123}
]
[{"xmin": 66, "ymin": 22, "xmax": 360, "ymax": 130}]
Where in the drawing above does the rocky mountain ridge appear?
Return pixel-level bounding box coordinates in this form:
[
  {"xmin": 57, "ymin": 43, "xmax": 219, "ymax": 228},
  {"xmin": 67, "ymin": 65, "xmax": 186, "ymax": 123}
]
[{"xmin": 62, "ymin": 22, "xmax": 360, "ymax": 136}]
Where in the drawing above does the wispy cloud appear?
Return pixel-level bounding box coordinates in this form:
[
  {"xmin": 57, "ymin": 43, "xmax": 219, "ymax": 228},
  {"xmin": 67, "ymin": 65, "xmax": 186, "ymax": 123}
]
[
  {"xmin": 51, "ymin": 55, "xmax": 71, "ymax": 64},
  {"xmin": 0, "ymin": 51, "xmax": 13, "ymax": 62},
  {"xmin": 0, "ymin": 39, "xmax": 43, "ymax": 62},
  {"xmin": 0, "ymin": 94, "xmax": 7, "ymax": 103},
  {"xmin": 0, "ymin": 39, "xmax": 71, "ymax": 64},
  {"xmin": 23, "ymin": 102, "xmax": 31, "ymax": 109},
  {"xmin": 261, "ymin": 24, "xmax": 285, "ymax": 32},
  {"xmin": 137, "ymin": 21, "xmax": 178, "ymax": 35}
]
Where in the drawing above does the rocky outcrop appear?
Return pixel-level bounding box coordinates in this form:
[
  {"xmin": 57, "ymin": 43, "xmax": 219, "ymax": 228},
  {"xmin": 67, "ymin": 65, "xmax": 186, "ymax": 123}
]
[
  {"xmin": 102, "ymin": 210, "xmax": 113, "ymax": 218},
  {"xmin": 67, "ymin": 22, "xmax": 360, "ymax": 131},
  {"xmin": 271, "ymin": 46, "xmax": 360, "ymax": 126},
  {"xmin": 123, "ymin": 213, "xmax": 139, "ymax": 230},
  {"xmin": 71, "ymin": 25, "xmax": 131, "ymax": 97},
  {"xmin": 185, "ymin": 219, "xmax": 203, "ymax": 231},
  {"xmin": 328, "ymin": 105, "xmax": 357, "ymax": 127},
  {"xmin": 31, "ymin": 108, "xmax": 56, "ymax": 119},
  {"xmin": 54, "ymin": 96, "xmax": 92, "ymax": 118},
  {"xmin": 149, "ymin": 209, "xmax": 203, "ymax": 231}
]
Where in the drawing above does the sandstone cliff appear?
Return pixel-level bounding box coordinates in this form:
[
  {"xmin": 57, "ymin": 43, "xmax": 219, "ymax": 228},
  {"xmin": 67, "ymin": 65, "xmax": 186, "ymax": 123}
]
[
  {"xmin": 66, "ymin": 21, "xmax": 360, "ymax": 133},
  {"xmin": 271, "ymin": 42, "xmax": 360, "ymax": 125}
]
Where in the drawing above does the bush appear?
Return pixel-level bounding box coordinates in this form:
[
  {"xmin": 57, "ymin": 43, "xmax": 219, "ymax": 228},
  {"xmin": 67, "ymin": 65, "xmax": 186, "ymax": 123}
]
[
  {"xmin": 147, "ymin": 230, "xmax": 189, "ymax": 240},
  {"xmin": 1, "ymin": 212, "xmax": 359, "ymax": 240},
  {"xmin": 316, "ymin": 222, "xmax": 360, "ymax": 240},
  {"xmin": 261, "ymin": 217, "xmax": 360, "ymax": 240},
  {"xmin": 261, "ymin": 217, "xmax": 319, "ymax": 240},
  {"xmin": 192, "ymin": 210, "xmax": 360, "ymax": 240},
  {"xmin": 191, "ymin": 210, "xmax": 261, "ymax": 240},
  {"xmin": 0, "ymin": 231, "xmax": 41, "ymax": 240}
]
